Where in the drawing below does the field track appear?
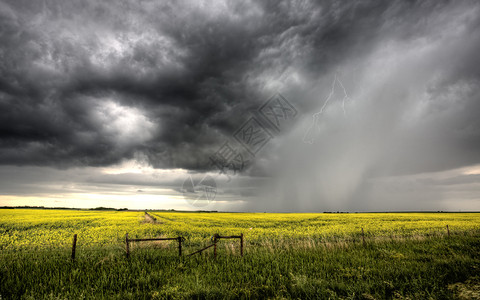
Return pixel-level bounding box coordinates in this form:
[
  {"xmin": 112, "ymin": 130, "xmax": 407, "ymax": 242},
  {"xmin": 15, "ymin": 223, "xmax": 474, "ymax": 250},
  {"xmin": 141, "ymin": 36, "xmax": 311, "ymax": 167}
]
[{"xmin": 143, "ymin": 212, "xmax": 158, "ymax": 224}]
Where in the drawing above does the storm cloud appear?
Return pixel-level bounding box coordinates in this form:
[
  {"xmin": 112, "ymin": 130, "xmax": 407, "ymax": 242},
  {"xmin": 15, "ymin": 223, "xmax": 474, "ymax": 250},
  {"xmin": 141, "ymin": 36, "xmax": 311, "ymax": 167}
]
[{"xmin": 0, "ymin": 0, "xmax": 479, "ymax": 211}]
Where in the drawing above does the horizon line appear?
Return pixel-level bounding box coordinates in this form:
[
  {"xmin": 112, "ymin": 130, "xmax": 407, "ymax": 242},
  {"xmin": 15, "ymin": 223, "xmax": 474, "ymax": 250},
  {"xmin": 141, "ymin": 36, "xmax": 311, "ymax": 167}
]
[{"xmin": 1, "ymin": 205, "xmax": 479, "ymax": 213}]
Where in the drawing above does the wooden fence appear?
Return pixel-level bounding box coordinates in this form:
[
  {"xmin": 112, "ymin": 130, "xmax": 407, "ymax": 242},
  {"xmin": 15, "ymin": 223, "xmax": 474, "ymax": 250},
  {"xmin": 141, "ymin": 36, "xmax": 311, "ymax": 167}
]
[
  {"xmin": 69, "ymin": 232, "xmax": 245, "ymax": 261},
  {"xmin": 67, "ymin": 225, "xmax": 455, "ymax": 261}
]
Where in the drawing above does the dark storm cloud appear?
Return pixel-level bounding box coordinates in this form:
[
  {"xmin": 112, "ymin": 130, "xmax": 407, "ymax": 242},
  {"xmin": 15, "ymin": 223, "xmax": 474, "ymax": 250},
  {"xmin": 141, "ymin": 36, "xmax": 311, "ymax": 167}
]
[
  {"xmin": 1, "ymin": 0, "xmax": 480, "ymax": 209},
  {"xmin": 0, "ymin": 0, "xmax": 266, "ymax": 168},
  {"xmin": 0, "ymin": 0, "xmax": 424, "ymax": 169}
]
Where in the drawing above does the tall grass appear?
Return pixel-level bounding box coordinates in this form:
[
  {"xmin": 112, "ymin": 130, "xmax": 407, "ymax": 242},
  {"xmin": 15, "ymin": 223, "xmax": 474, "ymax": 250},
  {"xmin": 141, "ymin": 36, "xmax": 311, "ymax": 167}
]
[
  {"xmin": 0, "ymin": 210, "xmax": 479, "ymax": 299},
  {"xmin": 0, "ymin": 235, "xmax": 479, "ymax": 299}
]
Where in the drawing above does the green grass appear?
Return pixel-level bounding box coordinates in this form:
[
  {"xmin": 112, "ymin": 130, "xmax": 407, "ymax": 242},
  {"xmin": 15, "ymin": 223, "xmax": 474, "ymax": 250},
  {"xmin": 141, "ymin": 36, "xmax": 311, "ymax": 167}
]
[
  {"xmin": 1, "ymin": 236, "xmax": 479, "ymax": 299},
  {"xmin": 0, "ymin": 210, "xmax": 479, "ymax": 299}
]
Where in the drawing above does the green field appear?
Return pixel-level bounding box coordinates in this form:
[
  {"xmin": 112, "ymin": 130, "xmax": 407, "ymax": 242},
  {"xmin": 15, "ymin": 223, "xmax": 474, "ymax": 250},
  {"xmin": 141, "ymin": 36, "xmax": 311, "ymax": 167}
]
[{"xmin": 1, "ymin": 209, "xmax": 479, "ymax": 299}]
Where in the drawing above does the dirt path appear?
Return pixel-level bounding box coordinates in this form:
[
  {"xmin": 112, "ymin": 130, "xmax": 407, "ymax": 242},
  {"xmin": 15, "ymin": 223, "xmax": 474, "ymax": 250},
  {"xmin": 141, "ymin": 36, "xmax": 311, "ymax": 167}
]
[{"xmin": 144, "ymin": 212, "xmax": 158, "ymax": 224}]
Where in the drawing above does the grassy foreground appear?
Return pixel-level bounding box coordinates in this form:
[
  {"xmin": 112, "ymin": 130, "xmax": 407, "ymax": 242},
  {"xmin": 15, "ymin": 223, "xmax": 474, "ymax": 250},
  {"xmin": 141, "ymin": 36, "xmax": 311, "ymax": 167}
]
[{"xmin": 0, "ymin": 209, "xmax": 479, "ymax": 299}]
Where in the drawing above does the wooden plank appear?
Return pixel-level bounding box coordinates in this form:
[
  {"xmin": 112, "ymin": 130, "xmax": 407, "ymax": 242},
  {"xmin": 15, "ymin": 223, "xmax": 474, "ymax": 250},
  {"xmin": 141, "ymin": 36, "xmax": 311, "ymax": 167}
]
[
  {"xmin": 128, "ymin": 237, "xmax": 178, "ymax": 242},
  {"xmin": 125, "ymin": 233, "xmax": 130, "ymax": 258},
  {"xmin": 217, "ymin": 236, "xmax": 242, "ymax": 239},
  {"xmin": 71, "ymin": 234, "xmax": 77, "ymax": 260},
  {"xmin": 240, "ymin": 233, "xmax": 244, "ymax": 256},
  {"xmin": 186, "ymin": 243, "xmax": 215, "ymax": 257}
]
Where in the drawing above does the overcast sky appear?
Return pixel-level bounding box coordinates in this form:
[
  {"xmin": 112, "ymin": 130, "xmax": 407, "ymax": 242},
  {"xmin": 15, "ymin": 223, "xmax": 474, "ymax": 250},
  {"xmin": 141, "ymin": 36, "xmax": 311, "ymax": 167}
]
[{"xmin": 1, "ymin": 0, "xmax": 479, "ymax": 211}]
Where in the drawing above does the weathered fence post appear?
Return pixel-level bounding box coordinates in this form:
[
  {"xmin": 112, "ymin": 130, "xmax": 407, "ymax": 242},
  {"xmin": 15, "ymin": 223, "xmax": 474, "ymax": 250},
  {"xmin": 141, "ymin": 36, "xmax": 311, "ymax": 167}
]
[
  {"xmin": 240, "ymin": 233, "xmax": 244, "ymax": 257},
  {"xmin": 447, "ymin": 225, "xmax": 450, "ymax": 237},
  {"xmin": 125, "ymin": 233, "xmax": 130, "ymax": 258},
  {"xmin": 213, "ymin": 234, "xmax": 217, "ymax": 258},
  {"xmin": 71, "ymin": 234, "xmax": 77, "ymax": 260},
  {"xmin": 178, "ymin": 237, "xmax": 182, "ymax": 257},
  {"xmin": 361, "ymin": 228, "xmax": 366, "ymax": 245}
]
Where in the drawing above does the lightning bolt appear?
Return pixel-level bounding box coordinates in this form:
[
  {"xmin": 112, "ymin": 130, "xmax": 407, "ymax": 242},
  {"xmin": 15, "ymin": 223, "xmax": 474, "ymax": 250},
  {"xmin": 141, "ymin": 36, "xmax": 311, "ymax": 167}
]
[
  {"xmin": 303, "ymin": 74, "xmax": 350, "ymax": 144},
  {"xmin": 337, "ymin": 76, "xmax": 350, "ymax": 116}
]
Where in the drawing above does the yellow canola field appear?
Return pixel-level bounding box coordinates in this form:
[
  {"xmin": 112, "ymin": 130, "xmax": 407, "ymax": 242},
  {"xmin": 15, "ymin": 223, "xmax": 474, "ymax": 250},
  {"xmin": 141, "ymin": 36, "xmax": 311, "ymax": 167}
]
[{"xmin": 0, "ymin": 209, "xmax": 479, "ymax": 250}]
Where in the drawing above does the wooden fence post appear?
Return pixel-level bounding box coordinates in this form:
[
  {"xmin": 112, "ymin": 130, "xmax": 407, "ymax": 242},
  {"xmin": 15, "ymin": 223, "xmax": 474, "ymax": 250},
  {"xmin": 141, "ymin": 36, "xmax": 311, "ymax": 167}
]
[
  {"xmin": 178, "ymin": 237, "xmax": 182, "ymax": 257},
  {"xmin": 240, "ymin": 233, "xmax": 244, "ymax": 257},
  {"xmin": 213, "ymin": 235, "xmax": 217, "ymax": 258},
  {"xmin": 447, "ymin": 225, "xmax": 450, "ymax": 237},
  {"xmin": 71, "ymin": 234, "xmax": 77, "ymax": 260},
  {"xmin": 125, "ymin": 233, "xmax": 130, "ymax": 258},
  {"xmin": 361, "ymin": 228, "xmax": 365, "ymax": 245}
]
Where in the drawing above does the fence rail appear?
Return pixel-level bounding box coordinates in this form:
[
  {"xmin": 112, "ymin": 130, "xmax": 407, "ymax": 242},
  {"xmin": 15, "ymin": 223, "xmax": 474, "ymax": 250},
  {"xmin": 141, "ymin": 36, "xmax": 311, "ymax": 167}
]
[
  {"xmin": 1, "ymin": 225, "xmax": 475, "ymax": 262},
  {"xmin": 125, "ymin": 234, "xmax": 184, "ymax": 258},
  {"xmin": 187, "ymin": 243, "xmax": 216, "ymax": 257}
]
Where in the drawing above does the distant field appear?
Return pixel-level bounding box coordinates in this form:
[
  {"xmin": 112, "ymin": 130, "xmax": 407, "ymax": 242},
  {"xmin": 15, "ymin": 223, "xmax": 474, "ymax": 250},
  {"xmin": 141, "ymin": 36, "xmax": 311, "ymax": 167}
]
[
  {"xmin": 0, "ymin": 209, "xmax": 479, "ymax": 299},
  {"xmin": 1, "ymin": 209, "xmax": 479, "ymax": 249}
]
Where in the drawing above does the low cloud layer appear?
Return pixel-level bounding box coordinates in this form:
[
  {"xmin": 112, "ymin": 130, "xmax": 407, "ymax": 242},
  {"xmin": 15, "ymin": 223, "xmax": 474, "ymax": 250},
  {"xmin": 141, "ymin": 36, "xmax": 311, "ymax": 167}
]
[{"xmin": 1, "ymin": 0, "xmax": 479, "ymax": 211}]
